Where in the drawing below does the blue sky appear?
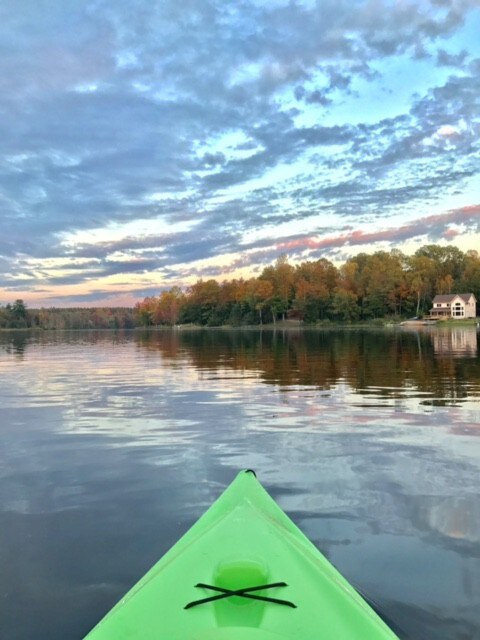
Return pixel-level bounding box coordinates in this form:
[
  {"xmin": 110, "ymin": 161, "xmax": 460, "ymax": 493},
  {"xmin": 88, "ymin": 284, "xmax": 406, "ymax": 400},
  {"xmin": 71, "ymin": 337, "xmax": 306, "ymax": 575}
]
[{"xmin": 1, "ymin": 0, "xmax": 479, "ymax": 307}]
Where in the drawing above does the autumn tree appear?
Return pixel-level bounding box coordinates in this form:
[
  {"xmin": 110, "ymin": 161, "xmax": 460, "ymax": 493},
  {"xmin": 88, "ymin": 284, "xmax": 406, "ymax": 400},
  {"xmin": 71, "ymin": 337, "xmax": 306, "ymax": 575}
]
[
  {"xmin": 293, "ymin": 259, "xmax": 338, "ymax": 321},
  {"xmin": 260, "ymin": 255, "xmax": 295, "ymax": 323},
  {"xmin": 135, "ymin": 297, "xmax": 156, "ymax": 326},
  {"xmin": 458, "ymin": 250, "xmax": 480, "ymax": 302},
  {"xmin": 219, "ymin": 279, "xmax": 250, "ymax": 325},
  {"xmin": 152, "ymin": 287, "xmax": 185, "ymax": 326},
  {"xmin": 436, "ymin": 274, "xmax": 454, "ymax": 295},
  {"xmin": 416, "ymin": 245, "xmax": 465, "ymax": 282},
  {"xmin": 331, "ymin": 289, "xmax": 360, "ymax": 322},
  {"xmin": 413, "ymin": 245, "xmax": 467, "ymax": 305},
  {"xmin": 407, "ymin": 255, "xmax": 437, "ymax": 316},
  {"xmin": 361, "ymin": 251, "xmax": 408, "ymax": 318},
  {"xmin": 337, "ymin": 256, "xmax": 370, "ymax": 317},
  {"xmin": 246, "ymin": 278, "xmax": 274, "ymax": 325},
  {"xmin": 180, "ymin": 279, "xmax": 222, "ymax": 325}
]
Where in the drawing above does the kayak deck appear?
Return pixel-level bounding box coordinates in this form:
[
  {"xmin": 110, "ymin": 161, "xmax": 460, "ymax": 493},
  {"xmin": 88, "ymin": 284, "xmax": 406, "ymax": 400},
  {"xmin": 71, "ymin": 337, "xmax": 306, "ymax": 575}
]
[{"xmin": 83, "ymin": 470, "xmax": 399, "ymax": 639}]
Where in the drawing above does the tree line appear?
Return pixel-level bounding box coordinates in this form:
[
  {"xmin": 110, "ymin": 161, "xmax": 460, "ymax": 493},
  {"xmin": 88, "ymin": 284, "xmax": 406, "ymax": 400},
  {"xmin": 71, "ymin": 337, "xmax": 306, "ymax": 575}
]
[
  {"xmin": 0, "ymin": 302, "xmax": 136, "ymax": 330},
  {"xmin": 135, "ymin": 245, "xmax": 480, "ymax": 327},
  {"xmin": 2, "ymin": 244, "xmax": 479, "ymax": 330}
]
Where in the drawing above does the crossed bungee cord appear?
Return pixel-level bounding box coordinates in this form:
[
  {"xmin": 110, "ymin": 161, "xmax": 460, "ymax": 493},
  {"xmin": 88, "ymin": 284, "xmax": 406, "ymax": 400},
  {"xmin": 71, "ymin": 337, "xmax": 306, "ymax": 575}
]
[{"xmin": 185, "ymin": 581, "xmax": 296, "ymax": 610}]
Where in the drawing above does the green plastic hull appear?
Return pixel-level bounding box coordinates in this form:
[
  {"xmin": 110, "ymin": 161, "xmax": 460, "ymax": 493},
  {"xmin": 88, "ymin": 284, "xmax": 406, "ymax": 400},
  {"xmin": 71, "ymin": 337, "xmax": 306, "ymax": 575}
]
[{"xmin": 84, "ymin": 470, "xmax": 399, "ymax": 639}]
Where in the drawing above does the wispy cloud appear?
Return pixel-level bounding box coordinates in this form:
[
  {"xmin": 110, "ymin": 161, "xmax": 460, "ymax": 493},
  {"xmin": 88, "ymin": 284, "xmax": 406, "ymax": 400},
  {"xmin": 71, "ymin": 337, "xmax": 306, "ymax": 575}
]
[{"xmin": 274, "ymin": 205, "xmax": 480, "ymax": 255}]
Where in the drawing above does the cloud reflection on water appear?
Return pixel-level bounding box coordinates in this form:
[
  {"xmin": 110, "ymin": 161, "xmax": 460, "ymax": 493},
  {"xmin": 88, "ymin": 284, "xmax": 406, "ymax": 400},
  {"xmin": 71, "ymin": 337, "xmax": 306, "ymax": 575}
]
[{"xmin": 0, "ymin": 328, "xmax": 479, "ymax": 640}]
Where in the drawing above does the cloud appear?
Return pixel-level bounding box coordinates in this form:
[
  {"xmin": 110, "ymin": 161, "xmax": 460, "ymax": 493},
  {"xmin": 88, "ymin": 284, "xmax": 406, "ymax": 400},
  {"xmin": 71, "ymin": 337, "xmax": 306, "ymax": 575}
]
[
  {"xmin": 0, "ymin": 1, "xmax": 479, "ymax": 304},
  {"xmin": 436, "ymin": 124, "xmax": 461, "ymax": 137},
  {"xmin": 436, "ymin": 48, "xmax": 468, "ymax": 67},
  {"xmin": 273, "ymin": 205, "xmax": 480, "ymax": 257}
]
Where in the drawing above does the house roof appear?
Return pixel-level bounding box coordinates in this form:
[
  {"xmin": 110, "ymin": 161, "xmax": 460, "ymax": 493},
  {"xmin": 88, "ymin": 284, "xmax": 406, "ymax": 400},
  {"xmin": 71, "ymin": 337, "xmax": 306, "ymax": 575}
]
[{"xmin": 432, "ymin": 293, "xmax": 476, "ymax": 303}]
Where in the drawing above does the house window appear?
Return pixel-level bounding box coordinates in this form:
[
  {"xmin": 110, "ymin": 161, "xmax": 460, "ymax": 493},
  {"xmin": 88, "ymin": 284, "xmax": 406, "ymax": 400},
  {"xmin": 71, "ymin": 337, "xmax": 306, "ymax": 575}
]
[
  {"xmin": 436, "ymin": 303, "xmax": 441, "ymax": 307},
  {"xmin": 453, "ymin": 302, "xmax": 464, "ymax": 317}
]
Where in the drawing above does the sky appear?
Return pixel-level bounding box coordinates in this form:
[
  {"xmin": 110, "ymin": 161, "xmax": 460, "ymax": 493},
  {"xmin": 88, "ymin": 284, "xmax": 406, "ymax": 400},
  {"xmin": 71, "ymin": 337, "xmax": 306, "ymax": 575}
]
[{"xmin": 1, "ymin": 0, "xmax": 479, "ymax": 308}]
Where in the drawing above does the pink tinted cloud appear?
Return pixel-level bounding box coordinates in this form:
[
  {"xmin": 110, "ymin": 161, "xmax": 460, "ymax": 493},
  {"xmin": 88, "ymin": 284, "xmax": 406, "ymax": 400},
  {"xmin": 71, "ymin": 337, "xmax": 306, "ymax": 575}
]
[
  {"xmin": 275, "ymin": 204, "xmax": 480, "ymax": 253},
  {"xmin": 442, "ymin": 228, "xmax": 460, "ymax": 240}
]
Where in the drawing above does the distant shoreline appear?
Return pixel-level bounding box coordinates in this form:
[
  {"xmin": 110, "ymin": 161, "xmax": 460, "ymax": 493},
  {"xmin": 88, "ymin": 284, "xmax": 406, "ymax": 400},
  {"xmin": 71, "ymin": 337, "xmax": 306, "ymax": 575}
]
[{"xmin": 2, "ymin": 318, "xmax": 478, "ymax": 333}]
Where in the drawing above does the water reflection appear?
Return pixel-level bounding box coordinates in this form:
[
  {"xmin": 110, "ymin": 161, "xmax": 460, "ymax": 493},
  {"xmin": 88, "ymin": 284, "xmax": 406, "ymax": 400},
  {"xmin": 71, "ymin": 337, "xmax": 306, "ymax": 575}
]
[
  {"xmin": 416, "ymin": 496, "xmax": 480, "ymax": 543},
  {"xmin": 0, "ymin": 330, "xmax": 29, "ymax": 357},
  {"xmin": 0, "ymin": 329, "xmax": 479, "ymax": 640},
  {"xmin": 432, "ymin": 327, "xmax": 478, "ymax": 358},
  {"xmin": 136, "ymin": 328, "xmax": 480, "ymax": 406}
]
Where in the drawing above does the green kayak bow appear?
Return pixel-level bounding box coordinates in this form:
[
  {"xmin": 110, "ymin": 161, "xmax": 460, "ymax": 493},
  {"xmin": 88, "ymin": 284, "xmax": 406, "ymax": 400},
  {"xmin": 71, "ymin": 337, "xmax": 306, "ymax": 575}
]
[{"xmin": 83, "ymin": 470, "xmax": 399, "ymax": 639}]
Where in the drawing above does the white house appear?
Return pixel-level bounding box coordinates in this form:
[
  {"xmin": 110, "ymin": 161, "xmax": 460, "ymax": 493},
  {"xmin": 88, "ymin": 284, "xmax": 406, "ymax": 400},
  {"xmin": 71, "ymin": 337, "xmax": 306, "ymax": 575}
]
[{"xmin": 430, "ymin": 293, "xmax": 477, "ymax": 319}]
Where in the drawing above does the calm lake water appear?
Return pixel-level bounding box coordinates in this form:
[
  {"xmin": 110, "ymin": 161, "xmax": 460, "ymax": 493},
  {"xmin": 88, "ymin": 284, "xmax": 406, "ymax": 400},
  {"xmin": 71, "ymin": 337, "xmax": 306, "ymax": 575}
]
[{"xmin": 1, "ymin": 327, "xmax": 479, "ymax": 640}]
